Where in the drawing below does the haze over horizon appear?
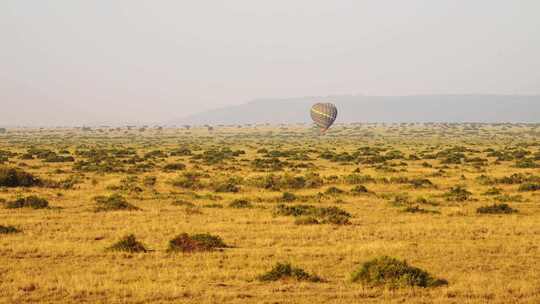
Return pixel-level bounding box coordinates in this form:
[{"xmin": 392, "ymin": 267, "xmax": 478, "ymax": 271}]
[{"xmin": 2, "ymin": 1, "xmax": 540, "ymax": 126}]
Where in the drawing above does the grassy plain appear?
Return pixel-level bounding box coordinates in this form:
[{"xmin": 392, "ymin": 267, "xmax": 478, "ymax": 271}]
[{"xmin": 1, "ymin": 123, "xmax": 539, "ymax": 303}]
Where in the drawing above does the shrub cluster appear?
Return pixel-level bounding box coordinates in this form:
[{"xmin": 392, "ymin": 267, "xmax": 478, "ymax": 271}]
[
  {"xmin": 258, "ymin": 262, "xmax": 322, "ymax": 282},
  {"xmin": 168, "ymin": 233, "xmax": 228, "ymax": 252},
  {"xmin": 274, "ymin": 204, "xmax": 351, "ymax": 225},
  {"xmin": 350, "ymin": 256, "xmax": 448, "ymax": 288},
  {"xmin": 6, "ymin": 196, "xmax": 49, "ymax": 209},
  {"xmin": 94, "ymin": 194, "xmax": 139, "ymax": 212},
  {"xmin": 0, "ymin": 167, "xmax": 41, "ymax": 187}
]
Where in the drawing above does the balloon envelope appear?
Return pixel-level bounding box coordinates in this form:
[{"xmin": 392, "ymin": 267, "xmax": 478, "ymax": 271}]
[{"xmin": 310, "ymin": 103, "xmax": 337, "ymax": 131}]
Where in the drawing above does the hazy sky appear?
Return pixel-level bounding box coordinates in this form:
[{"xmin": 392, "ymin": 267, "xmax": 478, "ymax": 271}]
[{"xmin": 1, "ymin": 1, "xmax": 539, "ymax": 126}]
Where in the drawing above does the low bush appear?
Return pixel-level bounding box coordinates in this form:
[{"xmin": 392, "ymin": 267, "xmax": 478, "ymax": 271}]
[
  {"xmin": 294, "ymin": 216, "xmax": 320, "ymax": 225},
  {"xmin": 163, "ymin": 163, "xmax": 186, "ymax": 171},
  {"xmin": 518, "ymin": 183, "xmax": 540, "ymax": 192},
  {"xmin": 258, "ymin": 262, "xmax": 322, "ymax": 282},
  {"xmin": 274, "ymin": 204, "xmax": 351, "ymax": 225},
  {"xmin": 324, "ymin": 186, "xmax": 345, "ymax": 195},
  {"xmin": 351, "ymin": 256, "xmax": 447, "ymax": 288},
  {"xmin": 172, "ymin": 200, "xmax": 195, "ymax": 207},
  {"xmin": 350, "ymin": 185, "xmax": 369, "ymax": 194},
  {"xmin": 203, "ymin": 203, "xmax": 223, "ymax": 208},
  {"xmin": 403, "ymin": 206, "xmax": 440, "ymax": 214},
  {"xmin": 476, "ymin": 203, "xmax": 517, "ymax": 214},
  {"xmin": 107, "ymin": 234, "xmax": 148, "ymax": 253},
  {"xmin": 0, "ymin": 225, "xmax": 21, "ymax": 234},
  {"xmin": 229, "ymin": 199, "xmax": 252, "ymax": 208},
  {"xmin": 444, "ymin": 186, "xmax": 472, "ymax": 202},
  {"xmin": 6, "ymin": 196, "xmax": 49, "ymax": 209},
  {"xmin": 213, "ymin": 182, "xmax": 240, "ymax": 193},
  {"xmin": 94, "ymin": 194, "xmax": 139, "ymax": 212},
  {"xmin": 281, "ymin": 192, "xmax": 297, "ymax": 202},
  {"xmin": 168, "ymin": 233, "xmax": 228, "ymax": 252},
  {"xmin": 0, "ymin": 167, "xmax": 41, "ymax": 187}
]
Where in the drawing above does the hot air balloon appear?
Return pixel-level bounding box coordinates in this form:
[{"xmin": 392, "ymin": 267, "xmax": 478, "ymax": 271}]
[{"xmin": 310, "ymin": 102, "xmax": 337, "ymax": 133}]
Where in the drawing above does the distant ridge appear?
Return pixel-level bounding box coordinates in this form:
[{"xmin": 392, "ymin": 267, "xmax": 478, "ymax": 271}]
[{"xmin": 171, "ymin": 95, "xmax": 540, "ymax": 125}]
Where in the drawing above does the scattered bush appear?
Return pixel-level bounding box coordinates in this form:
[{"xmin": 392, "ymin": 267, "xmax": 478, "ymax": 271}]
[
  {"xmin": 350, "ymin": 185, "xmax": 369, "ymax": 194},
  {"xmin": 324, "ymin": 186, "xmax": 345, "ymax": 195},
  {"xmin": 6, "ymin": 196, "xmax": 49, "ymax": 209},
  {"xmin": 213, "ymin": 182, "xmax": 240, "ymax": 193},
  {"xmin": 403, "ymin": 206, "xmax": 440, "ymax": 214},
  {"xmin": 168, "ymin": 233, "xmax": 228, "ymax": 252},
  {"xmin": 0, "ymin": 167, "xmax": 41, "ymax": 187},
  {"xmin": 203, "ymin": 203, "xmax": 223, "ymax": 208},
  {"xmin": 274, "ymin": 204, "xmax": 351, "ymax": 225},
  {"xmin": 281, "ymin": 192, "xmax": 297, "ymax": 202},
  {"xmin": 0, "ymin": 225, "xmax": 20, "ymax": 234},
  {"xmin": 172, "ymin": 200, "xmax": 195, "ymax": 207},
  {"xmin": 518, "ymin": 183, "xmax": 540, "ymax": 192},
  {"xmin": 94, "ymin": 194, "xmax": 139, "ymax": 212},
  {"xmin": 229, "ymin": 199, "xmax": 252, "ymax": 208},
  {"xmin": 294, "ymin": 216, "xmax": 320, "ymax": 225},
  {"xmin": 143, "ymin": 176, "xmax": 157, "ymax": 187},
  {"xmin": 477, "ymin": 203, "xmax": 517, "ymax": 214},
  {"xmin": 163, "ymin": 163, "xmax": 186, "ymax": 171},
  {"xmin": 444, "ymin": 186, "xmax": 472, "ymax": 202},
  {"xmin": 351, "ymin": 256, "xmax": 447, "ymax": 288},
  {"xmin": 258, "ymin": 262, "xmax": 322, "ymax": 282},
  {"xmin": 107, "ymin": 234, "xmax": 147, "ymax": 253}
]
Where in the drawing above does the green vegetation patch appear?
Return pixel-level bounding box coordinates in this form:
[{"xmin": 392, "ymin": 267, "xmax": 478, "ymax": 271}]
[
  {"xmin": 351, "ymin": 256, "xmax": 447, "ymax": 288},
  {"xmin": 6, "ymin": 196, "xmax": 49, "ymax": 209},
  {"xmin": 168, "ymin": 233, "xmax": 228, "ymax": 252},
  {"xmin": 107, "ymin": 234, "xmax": 148, "ymax": 253},
  {"xmin": 258, "ymin": 262, "xmax": 322, "ymax": 282},
  {"xmin": 0, "ymin": 225, "xmax": 21, "ymax": 234},
  {"xmin": 476, "ymin": 203, "xmax": 518, "ymax": 214},
  {"xmin": 274, "ymin": 204, "xmax": 351, "ymax": 225},
  {"xmin": 0, "ymin": 167, "xmax": 42, "ymax": 187},
  {"xmin": 94, "ymin": 194, "xmax": 140, "ymax": 212}
]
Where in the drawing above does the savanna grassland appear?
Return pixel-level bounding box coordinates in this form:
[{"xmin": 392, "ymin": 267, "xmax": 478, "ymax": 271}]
[{"xmin": 1, "ymin": 123, "xmax": 540, "ymax": 304}]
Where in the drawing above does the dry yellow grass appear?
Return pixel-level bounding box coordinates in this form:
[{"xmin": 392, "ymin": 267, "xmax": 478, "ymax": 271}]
[{"xmin": 1, "ymin": 123, "xmax": 539, "ymax": 303}]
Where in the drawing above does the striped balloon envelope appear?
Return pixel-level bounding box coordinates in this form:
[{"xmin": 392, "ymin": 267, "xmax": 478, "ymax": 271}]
[{"xmin": 310, "ymin": 102, "xmax": 338, "ymax": 132}]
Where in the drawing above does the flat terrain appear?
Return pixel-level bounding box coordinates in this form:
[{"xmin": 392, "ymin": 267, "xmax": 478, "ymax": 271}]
[{"xmin": 1, "ymin": 123, "xmax": 539, "ymax": 303}]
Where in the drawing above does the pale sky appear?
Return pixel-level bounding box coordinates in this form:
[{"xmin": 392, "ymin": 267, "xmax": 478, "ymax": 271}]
[{"xmin": 1, "ymin": 1, "xmax": 539, "ymax": 126}]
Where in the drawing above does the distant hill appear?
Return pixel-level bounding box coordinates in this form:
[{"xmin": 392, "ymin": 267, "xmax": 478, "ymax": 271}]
[{"xmin": 170, "ymin": 95, "xmax": 540, "ymax": 125}]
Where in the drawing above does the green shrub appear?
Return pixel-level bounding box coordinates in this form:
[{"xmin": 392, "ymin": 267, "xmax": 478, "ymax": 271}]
[
  {"xmin": 258, "ymin": 262, "xmax": 322, "ymax": 282},
  {"xmin": 324, "ymin": 186, "xmax": 345, "ymax": 195},
  {"xmin": 172, "ymin": 200, "xmax": 195, "ymax": 207},
  {"xmin": 483, "ymin": 187, "xmax": 502, "ymax": 196},
  {"xmin": 94, "ymin": 194, "xmax": 139, "ymax": 212},
  {"xmin": 444, "ymin": 186, "xmax": 472, "ymax": 202},
  {"xmin": 0, "ymin": 167, "xmax": 41, "ymax": 187},
  {"xmin": 6, "ymin": 196, "xmax": 49, "ymax": 209},
  {"xmin": 294, "ymin": 216, "xmax": 320, "ymax": 225},
  {"xmin": 168, "ymin": 233, "xmax": 227, "ymax": 252},
  {"xmin": 229, "ymin": 199, "xmax": 252, "ymax": 208},
  {"xmin": 107, "ymin": 234, "xmax": 147, "ymax": 253},
  {"xmin": 203, "ymin": 203, "xmax": 223, "ymax": 208},
  {"xmin": 143, "ymin": 176, "xmax": 157, "ymax": 187},
  {"xmin": 350, "ymin": 185, "xmax": 369, "ymax": 194},
  {"xmin": 274, "ymin": 204, "xmax": 351, "ymax": 225},
  {"xmin": 281, "ymin": 192, "xmax": 297, "ymax": 202},
  {"xmin": 0, "ymin": 225, "xmax": 20, "ymax": 234},
  {"xmin": 351, "ymin": 256, "xmax": 447, "ymax": 288},
  {"xmin": 515, "ymin": 158, "xmax": 539, "ymax": 168},
  {"xmin": 171, "ymin": 171, "xmax": 204, "ymax": 189},
  {"xmin": 213, "ymin": 182, "xmax": 240, "ymax": 193},
  {"xmin": 476, "ymin": 203, "xmax": 517, "ymax": 214},
  {"xmin": 403, "ymin": 206, "xmax": 440, "ymax": 214},
  {"xmin": 163, "ymin": 163, "xmax": 186, "ymax": 171},
  {"xmin": 518, "ymin": 183, "xmax": 540, "ymax": 192}
]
